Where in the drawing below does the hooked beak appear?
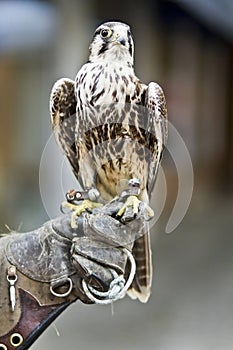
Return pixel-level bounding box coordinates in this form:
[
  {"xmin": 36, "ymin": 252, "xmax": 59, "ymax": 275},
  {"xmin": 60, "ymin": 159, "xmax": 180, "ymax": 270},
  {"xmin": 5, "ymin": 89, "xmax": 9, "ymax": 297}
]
[
  {"xmin": 117, "ymin": 37, "xmax": 126, "ymax": 46},
  {"xmin": 113, "ymin": 34, "xmax": 126, "ymax": 46}
]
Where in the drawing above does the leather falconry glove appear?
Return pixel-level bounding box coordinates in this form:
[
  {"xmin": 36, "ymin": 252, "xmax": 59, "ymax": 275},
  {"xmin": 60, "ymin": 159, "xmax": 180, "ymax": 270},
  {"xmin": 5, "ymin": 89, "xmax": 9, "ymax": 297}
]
[{"xmin": 0, "ymin": 195, "xmax": 149, "ymax": 350}]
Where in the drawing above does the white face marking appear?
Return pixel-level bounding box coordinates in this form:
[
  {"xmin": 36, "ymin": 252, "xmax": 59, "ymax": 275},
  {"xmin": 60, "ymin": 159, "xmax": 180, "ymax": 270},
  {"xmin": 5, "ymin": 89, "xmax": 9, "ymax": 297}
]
[{"xmin": 89, "ymin": 21, "xmax": 134, "ymax": 65}]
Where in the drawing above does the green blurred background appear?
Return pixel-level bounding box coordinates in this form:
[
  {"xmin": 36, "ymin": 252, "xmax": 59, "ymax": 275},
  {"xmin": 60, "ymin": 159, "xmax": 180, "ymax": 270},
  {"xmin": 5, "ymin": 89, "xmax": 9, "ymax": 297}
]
[{"xmin": 0, "ymin": 1, "xmax": 233, "ymax": 349}]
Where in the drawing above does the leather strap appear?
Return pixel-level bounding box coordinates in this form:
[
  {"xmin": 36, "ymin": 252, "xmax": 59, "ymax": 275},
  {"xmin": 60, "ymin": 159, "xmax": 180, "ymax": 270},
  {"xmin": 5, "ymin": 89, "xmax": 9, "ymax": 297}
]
[{"xmin": 0, "ymin": 288, "xmax": 72, "ymax": 350}]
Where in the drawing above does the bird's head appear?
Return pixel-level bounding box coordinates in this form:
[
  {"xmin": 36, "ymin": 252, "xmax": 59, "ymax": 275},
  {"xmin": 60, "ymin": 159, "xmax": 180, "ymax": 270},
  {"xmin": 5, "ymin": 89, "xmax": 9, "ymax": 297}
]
[{"xmin": 89, "ymin": 21, "xmax": 134, "ymax": 66}]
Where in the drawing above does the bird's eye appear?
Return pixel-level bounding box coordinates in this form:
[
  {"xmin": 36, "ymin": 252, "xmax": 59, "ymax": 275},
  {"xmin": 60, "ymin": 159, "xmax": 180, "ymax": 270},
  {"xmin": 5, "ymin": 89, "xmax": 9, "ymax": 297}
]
[{"xmin": 100, "ymin": 28, "xmax": 112, "ymax": 39}]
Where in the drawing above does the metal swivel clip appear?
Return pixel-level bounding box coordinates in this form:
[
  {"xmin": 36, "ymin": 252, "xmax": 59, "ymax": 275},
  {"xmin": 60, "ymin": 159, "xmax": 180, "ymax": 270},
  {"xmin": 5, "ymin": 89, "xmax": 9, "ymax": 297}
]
[{"xmin": 7, "ymin": 265, "xmax": 18, "ymax": 312}]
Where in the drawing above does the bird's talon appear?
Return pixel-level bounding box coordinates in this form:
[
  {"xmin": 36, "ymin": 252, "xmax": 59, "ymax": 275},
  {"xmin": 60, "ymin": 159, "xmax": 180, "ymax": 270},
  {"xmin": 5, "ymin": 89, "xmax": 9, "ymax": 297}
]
[
  {"xmin": 139, "ymin": 202, "xmax": 154, "ymax": 220},
  {"xmin": 117, "ymin": 195, "xmax": 155, "ymax": 221},
  {"xmin": 117, "ymin": 195, "xmax": 141, "ymax": 217},
  {"xmin": 146, "ymin": 206, "xmax": 154, "ymax": 218},
  {"xmin": 61, "ymin": 201, "xmax": 78, "ymax": 213},
  {"xmin": 62, "ymin": 199, "xmax": 103, "ymax": 228}
]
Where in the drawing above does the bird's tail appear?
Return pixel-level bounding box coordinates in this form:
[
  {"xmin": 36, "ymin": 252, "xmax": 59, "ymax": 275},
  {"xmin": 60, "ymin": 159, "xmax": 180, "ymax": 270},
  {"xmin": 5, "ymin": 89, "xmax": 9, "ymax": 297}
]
[{"xmin": 127, "ymin": 224, "xmax": 152, "ymax": 303}]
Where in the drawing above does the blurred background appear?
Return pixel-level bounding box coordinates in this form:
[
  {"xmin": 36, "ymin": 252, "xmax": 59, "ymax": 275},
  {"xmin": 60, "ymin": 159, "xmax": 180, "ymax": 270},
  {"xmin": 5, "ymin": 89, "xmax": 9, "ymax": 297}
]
[{"xmin": 0, "ymin": 0, "xmax": 233, "ymax": 349}]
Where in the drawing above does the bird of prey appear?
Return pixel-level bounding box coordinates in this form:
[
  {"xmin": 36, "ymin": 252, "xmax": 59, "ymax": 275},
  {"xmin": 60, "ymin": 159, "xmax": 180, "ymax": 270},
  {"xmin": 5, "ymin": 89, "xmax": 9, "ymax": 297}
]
[{"xmin": 50, "ymin": 21, "xmax": 167, "ymax": 303}]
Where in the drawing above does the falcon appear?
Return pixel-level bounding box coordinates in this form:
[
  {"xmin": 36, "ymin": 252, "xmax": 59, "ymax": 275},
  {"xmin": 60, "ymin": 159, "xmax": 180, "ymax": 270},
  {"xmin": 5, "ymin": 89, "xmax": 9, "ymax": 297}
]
[{"xmin": 50, "ymin": 21, "xmax": 167, "ymax": 303}]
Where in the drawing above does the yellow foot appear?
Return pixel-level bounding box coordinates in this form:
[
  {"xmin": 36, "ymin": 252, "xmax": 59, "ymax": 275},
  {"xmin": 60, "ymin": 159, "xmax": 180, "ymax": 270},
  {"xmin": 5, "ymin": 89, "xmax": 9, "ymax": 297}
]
[
  {"xmin": 62, "ymin": 200, "xmax": 103, "ymax": 228},
  {"xmin": 117, "ymin": 195, "xmax": 154, "ymax": 219}
]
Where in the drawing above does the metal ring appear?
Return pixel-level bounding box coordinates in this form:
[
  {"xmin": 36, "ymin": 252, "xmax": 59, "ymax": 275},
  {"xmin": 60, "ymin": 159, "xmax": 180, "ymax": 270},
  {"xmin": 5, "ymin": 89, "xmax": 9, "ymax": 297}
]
[
  {"xmin": 10, "ymin": 333, "xmax": 24, "ymax": 347},
  {"xmin": 0, "ymin": 344, "xmax": 8, "ymax": 350},
  {"xmin": 50, "ymin": 278, "xmax": 73, "ymax": 297},
  {"xmin": 6, "ymin": 275, "xmax": 17, "ymax": 283},
  {"xmin": 82, "ymin": 248, "xmax": 136, "ymax": 304}
]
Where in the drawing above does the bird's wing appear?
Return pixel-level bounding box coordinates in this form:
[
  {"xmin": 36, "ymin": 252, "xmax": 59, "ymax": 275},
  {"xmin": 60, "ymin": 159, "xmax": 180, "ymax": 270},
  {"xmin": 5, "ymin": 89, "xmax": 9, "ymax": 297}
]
[
  {"xmin": 127, "ymin": 82, "xmax": 167, "ymax": 303},
  {"xmin": 145, "ymin": 82, "xmax": 168, "ymax": 196},
  {"xmin": 49, "ymin": 78, "xmax": 79, "ymax": 179}
]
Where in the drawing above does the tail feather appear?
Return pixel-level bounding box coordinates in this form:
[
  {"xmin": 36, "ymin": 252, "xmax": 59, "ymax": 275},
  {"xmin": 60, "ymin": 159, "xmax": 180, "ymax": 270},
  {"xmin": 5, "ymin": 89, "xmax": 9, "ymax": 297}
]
[{"xmin": 127, "ymin": 225, "xmax": 152, "ymax": 303}]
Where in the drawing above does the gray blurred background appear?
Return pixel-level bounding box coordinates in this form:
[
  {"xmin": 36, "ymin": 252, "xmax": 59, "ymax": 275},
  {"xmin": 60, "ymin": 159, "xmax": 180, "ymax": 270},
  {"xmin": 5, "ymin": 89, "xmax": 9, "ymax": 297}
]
[{"xmin": 0, "ymin": 0, "xmax": 233, "ymax": 349}]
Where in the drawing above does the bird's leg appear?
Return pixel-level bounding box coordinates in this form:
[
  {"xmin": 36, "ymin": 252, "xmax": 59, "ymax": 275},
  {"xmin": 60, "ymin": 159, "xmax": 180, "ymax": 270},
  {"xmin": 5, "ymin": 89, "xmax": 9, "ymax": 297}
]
[
  {"xmin": 117, "ymin": 179, "xmax": 154, "ymax": 220},
  {"xmin": 61, "ymin": 188, "xmax": 103, "ymax": 228}
]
